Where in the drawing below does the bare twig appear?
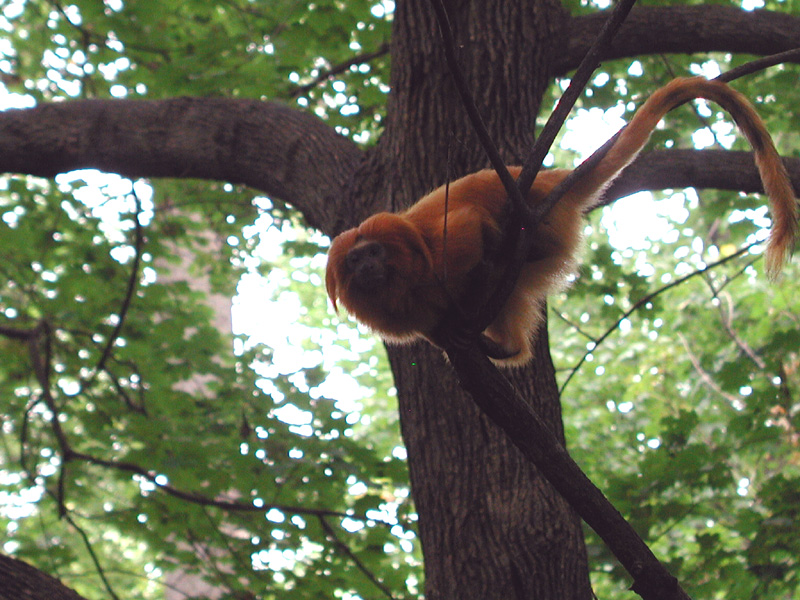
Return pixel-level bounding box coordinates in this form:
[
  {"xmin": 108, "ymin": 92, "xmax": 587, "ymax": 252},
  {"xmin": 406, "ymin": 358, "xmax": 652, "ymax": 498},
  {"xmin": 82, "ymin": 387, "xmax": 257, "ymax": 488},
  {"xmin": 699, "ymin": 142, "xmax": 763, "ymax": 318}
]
[
  {"xmin": 62, "ymin": 511, "xmax": 122, "ymax": 600},
  {"xmin": 67, "ymin": 448, "xmax": 365, "ymax": 521},
  {"xmin": 703, "ymin": 284, "xmax": 766, "ymax": 369},
  {"xmin": 94, "ymin": 189, "xmax": 144, "ymax": 375},
  {"xmin": 678, "ymin": 332, "xmax": 740, "ymax": 404},
  {"xmin": 289, "ymin": 44, "xmax": 390, "ymax": 98},
  {"xmin": 559, "ymin": 243, "xmax": 755, "ymax": 394},
  {"xmin": 319, "ymin": 516, "xmax": 397, "ymax": 600}
]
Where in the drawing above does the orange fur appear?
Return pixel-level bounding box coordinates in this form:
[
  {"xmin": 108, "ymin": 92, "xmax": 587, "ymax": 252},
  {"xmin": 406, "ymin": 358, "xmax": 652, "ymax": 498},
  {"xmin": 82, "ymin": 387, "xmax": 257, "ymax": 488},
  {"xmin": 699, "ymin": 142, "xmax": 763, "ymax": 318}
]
[{"xmin": 326, "ymin": 77, "xmax": 798, "ymax": 366}]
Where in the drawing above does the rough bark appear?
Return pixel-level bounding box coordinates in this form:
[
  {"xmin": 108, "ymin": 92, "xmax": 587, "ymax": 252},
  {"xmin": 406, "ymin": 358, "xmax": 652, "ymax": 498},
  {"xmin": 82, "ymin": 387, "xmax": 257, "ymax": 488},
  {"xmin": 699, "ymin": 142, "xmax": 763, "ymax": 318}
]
[
  {"xmin": 602, "ymin": 150, "xmax": 800, "ymax": 208},
  {"xmin": 0, "ymin": 97, "xmax": 364, "ymax": 233},
  {"xmin": 0, "ymin": 554, "xmax": 88, "ymax": 600},
  {"xmin": 556, "ymin": 6, "xmax": 800, "ymax": 76},
  {"xmin": 373, "ymin": 1, "xmax": 593, "ymax": 598},
  {"xmin": 389, "ymin": 334, "xmax": 589, "ymax": 599}
]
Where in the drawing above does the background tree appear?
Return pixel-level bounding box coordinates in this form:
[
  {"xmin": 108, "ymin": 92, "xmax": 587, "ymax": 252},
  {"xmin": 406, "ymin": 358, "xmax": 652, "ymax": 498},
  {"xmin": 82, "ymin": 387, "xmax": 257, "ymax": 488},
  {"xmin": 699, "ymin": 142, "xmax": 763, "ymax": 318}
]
[{"xmin": 0, "ymin": 0, "xmax": 799, "ymax": 599}]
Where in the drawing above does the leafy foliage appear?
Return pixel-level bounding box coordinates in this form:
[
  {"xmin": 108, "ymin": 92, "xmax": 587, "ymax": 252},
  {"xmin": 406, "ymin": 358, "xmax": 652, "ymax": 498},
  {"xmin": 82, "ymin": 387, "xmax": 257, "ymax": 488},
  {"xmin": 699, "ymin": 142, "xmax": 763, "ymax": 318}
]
[
  {"xmin": 552, "ymin": 51, "xmax": 800, "ymax": 597},
  {"xmin": 0, "ymin": 1, "xmax": 414, "ymax": 599}
]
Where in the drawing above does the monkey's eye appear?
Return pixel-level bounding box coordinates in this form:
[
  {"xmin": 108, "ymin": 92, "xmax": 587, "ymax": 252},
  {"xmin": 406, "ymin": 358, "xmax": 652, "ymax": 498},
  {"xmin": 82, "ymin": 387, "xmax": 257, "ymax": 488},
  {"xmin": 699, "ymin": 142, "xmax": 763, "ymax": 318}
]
[{"xmin": 345, "ymin": 241, "xmax": 386, "ymax": 270}]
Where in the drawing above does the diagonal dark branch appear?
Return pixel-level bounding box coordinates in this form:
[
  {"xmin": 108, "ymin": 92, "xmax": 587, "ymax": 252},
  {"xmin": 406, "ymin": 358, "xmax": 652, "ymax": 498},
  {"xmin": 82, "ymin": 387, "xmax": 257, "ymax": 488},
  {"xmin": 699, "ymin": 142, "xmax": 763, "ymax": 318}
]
[
  {"xmin": 718, "ymin": 47, "xmax": 800, "ymax": 82},
  {"xmin": 436, "ymin": 335, "xmax": 692, "ymax": 600},
  {"xmin": 428, "ymin": 0, "xmax": 638, "ymax": 343},
  {"xmin": 473, "ymin": 0, "xmax": 639, "ymax": 337},
  {"xmin": 428, "ymin": 0, "xmax": 524, "ymax": 212},
  {"xmin": 61, "ymin": 512, "xmax": 121, "ymax": 600},
  {"xmin": 427, "ymin": 1, "xmax": 694, "ymax": 598},
  {"xmin": 423, "ymin": 5, "xmax": 800, "ymax": 600},
  {"xmin": 516, "ymin": 0, "xmax": 639, "ymax": 197},
  {"xmin": 66, "ymin": 448, "xmax": 377, "ymax": 522}
]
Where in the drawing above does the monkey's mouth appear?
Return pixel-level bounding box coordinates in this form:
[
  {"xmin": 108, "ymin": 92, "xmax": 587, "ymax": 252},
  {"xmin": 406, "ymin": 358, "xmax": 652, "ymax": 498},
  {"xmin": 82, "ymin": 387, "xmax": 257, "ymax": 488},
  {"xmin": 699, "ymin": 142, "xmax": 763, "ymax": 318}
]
[{"xmin": 350, "ymin": 267, "xmax": 390, "ymax": 291}]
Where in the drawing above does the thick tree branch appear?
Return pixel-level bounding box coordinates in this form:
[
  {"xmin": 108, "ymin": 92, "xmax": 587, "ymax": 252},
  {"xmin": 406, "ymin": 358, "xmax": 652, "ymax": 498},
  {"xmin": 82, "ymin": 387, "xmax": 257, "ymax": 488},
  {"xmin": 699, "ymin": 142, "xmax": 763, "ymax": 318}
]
[
  {"xmin": 0, "ymin": 97, "xmax": 364, "ymax": 233},
  {"xmin": 602, "ymin": 149, "xmax": 800, "ymax": 207},
  {"xmin": 0, "ymin": 554, "xmax": 88, "ymax": 600},
  {"xmin": 555, "ymin": 6, "xmax": 800, "ymax": 76}
]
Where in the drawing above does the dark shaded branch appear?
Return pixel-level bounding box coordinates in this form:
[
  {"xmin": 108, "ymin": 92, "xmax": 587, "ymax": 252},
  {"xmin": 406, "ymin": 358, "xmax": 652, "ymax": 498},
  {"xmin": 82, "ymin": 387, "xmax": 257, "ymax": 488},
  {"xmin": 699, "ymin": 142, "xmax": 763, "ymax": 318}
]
[
  {"xmin": 555, "ymin": 6, "xmax": 800, "ymax": 76},
  {"xmin": 67, "ymin": 448, "xmax": 364, "ymax": 522},
  {"xmin": 436, "ymin": 337, "xmax": 691, "ymax": 600},
  {"xmin": 517, "ymin": 0, "xmax": 638, "ymax": 196},
  {"xmin": 429, "ymin": 0, "xmax": 637, "ymax": 337},
  {"xmin": 0, "ymin": 324, "xmax": 36, "ymax": 341},
  {"xmin": 429, "ymin": 2, "xmax": 692, "ymax": 596},
  {"xmin": 1, "ymin": 323, "xmax": 399, "ymax": 533},
  {"xmin": 428, "ymin": 0, "xmax": 524, "ymax": 211},
  {"xmin": 0, "ymin": 97, "xmax": 364, "ymax": 233},
  {"xmin": 475, "ymin": 0, "xmax": 638, "ymax": 336},
  {"xmin": 61, "ymin": 512, "xmax": 121, "ymax": 600},
  {"xmin": 721, "ymin": 47, "xmax": 800, "ymax": 81}
]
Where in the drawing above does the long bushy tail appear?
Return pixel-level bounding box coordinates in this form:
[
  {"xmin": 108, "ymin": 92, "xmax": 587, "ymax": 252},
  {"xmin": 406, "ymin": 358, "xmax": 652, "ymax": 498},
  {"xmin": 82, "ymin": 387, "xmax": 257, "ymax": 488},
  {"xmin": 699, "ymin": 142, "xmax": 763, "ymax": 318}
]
[{"xmin": 577, "ymin": 77, "xmax": 798, "ymax": 278}]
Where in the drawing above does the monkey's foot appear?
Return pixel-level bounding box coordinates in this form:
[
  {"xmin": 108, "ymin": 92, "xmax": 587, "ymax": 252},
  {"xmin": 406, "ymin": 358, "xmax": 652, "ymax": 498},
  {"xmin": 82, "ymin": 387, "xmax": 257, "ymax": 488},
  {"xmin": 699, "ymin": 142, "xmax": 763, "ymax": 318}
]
[{"xmin": 478, "ymin": 334, "xmax": 520, "ymax": 361}]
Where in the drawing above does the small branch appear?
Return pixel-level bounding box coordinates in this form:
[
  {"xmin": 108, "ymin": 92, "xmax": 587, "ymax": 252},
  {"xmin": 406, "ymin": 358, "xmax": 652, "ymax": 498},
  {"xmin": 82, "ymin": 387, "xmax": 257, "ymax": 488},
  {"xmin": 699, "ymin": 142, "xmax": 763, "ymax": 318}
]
[
  {"xmin": 93, "ymin": 189, "xmax": 144, "ymax": 375},
  {"xmin": 559, "ymin": 244, "xmax": 755, "ymax": 394},
  {"xmin": 707, "ymin": 287, "xmax": 766, "ymax": 369},
  {"xmin": 428, "ymin": 0, "xmax": 523, "ymax": 208},
  {"xmin": 62, "ymin": 511, "xmax": 121, "ymax": 600},
  {"xmin": 677, "ymin": 333, "xmax": 740, "ymax": 405},
  {"xmin": 711, "ymin": 47, "xmax": 800, "ymax": 84},
  {"xmin": 319, "ymin": 516, "xmax": 397, "ymax": 600},
  {"xmin": 516, "ymin": 0, "xmax": 639, "ymax": 196},
  {"xmin": 67, "ymin": 448, "xmax": 360, "ymax": 520},
  {"xmin": 0, "ymin": 323, "xmax": 37, "ymax": 341},
  {"xmin": 66, "ymin": 447, "xmax": 406, "ymax": 529},
  {"xmin": 289, "ymin": 44, "xmax": 390, "ymax": 98},
  {"xmin": 475, "ymin": 0, "xmax": 639, "ymax": 336},
  {"xmin": 104, "ymin": 366, "xmax": 147, "ymax": 414}
]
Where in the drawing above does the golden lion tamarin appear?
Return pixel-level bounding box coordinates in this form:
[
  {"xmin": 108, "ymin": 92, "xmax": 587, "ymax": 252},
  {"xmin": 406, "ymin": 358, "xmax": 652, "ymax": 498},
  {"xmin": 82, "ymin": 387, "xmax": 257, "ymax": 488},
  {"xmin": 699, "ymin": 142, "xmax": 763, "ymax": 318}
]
[{"xmin": 326, "ymin": 77, "xmax": 797, "ymax": 366}]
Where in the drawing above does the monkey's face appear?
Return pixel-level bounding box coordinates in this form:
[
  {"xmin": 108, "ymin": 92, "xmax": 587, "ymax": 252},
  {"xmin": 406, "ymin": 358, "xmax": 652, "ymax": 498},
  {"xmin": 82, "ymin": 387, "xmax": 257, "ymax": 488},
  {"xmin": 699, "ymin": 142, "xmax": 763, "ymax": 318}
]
[
  {"xmin": 325, "ymin": 213, "xmax": 435, "ymax": 335},
  {"xmin": 344, "ymin": 240, "xmax": 389, "ymax": 291}
]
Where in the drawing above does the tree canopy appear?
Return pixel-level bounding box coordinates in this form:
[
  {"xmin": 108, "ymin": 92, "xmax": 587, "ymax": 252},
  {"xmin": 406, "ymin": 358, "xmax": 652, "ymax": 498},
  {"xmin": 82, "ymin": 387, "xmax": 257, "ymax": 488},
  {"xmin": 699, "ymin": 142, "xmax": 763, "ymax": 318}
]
[{"xmin": 0, "ymin": 0, "xmax": 799, "ymax": 599}]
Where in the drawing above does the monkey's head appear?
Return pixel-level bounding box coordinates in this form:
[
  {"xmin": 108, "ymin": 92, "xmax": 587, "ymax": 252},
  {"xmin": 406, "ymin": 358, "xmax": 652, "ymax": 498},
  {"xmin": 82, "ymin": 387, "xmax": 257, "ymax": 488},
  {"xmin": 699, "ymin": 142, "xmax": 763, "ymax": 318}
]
[{"xmin": 326, "ymin": 212, "xmax": 434, "ymax": 336}]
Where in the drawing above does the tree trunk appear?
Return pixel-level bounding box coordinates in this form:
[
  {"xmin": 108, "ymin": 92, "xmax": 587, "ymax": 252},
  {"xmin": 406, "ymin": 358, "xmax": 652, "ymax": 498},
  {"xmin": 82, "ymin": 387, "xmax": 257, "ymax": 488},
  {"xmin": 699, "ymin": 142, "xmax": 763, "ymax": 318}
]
[{"xmin": 363, "ymin": 1, "xmax": 592, "ymax": 597}]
